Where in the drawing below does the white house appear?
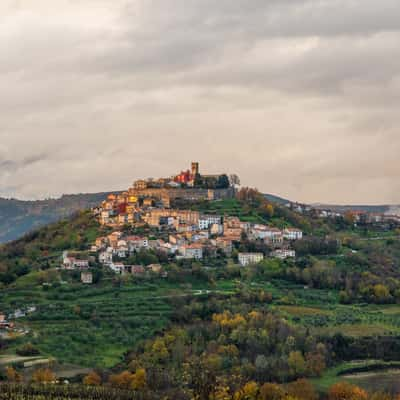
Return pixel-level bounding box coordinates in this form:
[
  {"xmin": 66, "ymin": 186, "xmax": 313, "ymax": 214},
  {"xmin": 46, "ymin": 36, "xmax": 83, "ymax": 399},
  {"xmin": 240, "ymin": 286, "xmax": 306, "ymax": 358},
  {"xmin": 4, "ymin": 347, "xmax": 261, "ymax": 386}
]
[
  {"xmin": 99, "ymin": 251, "xmax": 113, "ymax": 265},
  {"xmin": 238, "ymin": 253, "xmax": 264, "ymax": 267},
  {"xmin": 199, "ymin": 215, "xmax": 222, "ymax": 230},
  {"xmin": 271, "ymin": 249, "xmax": 296, "ymax": 259},
  {"xmin": 126, "ymin": 236, "xmax": 149, "ymax": 252},
  {"xmin": 62, "ymin": 252, "xmax": 89, "ymax": 270},
  {"xmin": 109, "ymin": 262, "xmax": 126, "ymax": 274},
  {"xmin": 283, "ymin": 228, "xmax": 303, "ymax": 240}
]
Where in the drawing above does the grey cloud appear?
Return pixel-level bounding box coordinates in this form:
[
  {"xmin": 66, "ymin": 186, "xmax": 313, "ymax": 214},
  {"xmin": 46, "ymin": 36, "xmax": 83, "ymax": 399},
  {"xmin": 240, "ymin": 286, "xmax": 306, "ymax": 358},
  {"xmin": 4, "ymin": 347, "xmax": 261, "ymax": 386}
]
[{"xmin": 0, "ymin": 0, "xmax": 399, "ymax": 203}]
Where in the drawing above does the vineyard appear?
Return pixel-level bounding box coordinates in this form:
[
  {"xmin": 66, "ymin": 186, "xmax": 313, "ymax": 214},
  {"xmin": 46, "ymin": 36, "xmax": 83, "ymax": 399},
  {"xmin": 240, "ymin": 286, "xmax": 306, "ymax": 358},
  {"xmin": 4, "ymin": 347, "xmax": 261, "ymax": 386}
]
[
  {"xmin": 0, "ymin": 383, "xmax": 142, "ymax": 400},
  {"xmin": 1, "ymin": 283, "xmax": 172, "ymax": 368}
]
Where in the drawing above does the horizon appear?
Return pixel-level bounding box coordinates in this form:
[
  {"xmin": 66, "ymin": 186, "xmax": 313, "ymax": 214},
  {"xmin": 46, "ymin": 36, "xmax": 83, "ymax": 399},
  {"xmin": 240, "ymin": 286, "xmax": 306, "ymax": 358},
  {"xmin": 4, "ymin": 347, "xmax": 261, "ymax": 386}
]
[{"xmin": 1, "ymin": 1, "xmax": 399, "ymax": 203}]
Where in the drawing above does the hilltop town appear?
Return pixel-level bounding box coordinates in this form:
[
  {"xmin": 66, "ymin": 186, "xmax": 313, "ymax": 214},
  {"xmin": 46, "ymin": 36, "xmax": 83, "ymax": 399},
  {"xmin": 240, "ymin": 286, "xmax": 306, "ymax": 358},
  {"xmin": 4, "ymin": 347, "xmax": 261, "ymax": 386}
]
[
  {"xmin": 1, "ymin": 163, "xmax": 400, "ymax": 399},
  {"xmin": 62, "ymin": 163, "xmax": 303, "ymax": 281}
]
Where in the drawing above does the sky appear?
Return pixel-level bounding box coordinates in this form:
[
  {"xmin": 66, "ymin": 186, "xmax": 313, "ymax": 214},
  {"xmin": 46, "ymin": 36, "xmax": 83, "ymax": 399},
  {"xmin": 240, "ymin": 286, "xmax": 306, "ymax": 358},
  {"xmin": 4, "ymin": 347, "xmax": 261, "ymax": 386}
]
[{"xmin": 0, "ymin": 0, "xmax": 399, "ymax": 204}]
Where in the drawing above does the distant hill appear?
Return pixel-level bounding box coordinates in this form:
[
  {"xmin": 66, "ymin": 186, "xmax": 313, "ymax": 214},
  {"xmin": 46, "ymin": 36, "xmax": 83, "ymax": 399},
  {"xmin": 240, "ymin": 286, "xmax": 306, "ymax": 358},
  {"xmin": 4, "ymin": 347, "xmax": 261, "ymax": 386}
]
[
  {"xmin": 264, "ymin": 193, "xmax": 399, "ymax": 215},
  {"xmin": 264, "ymin": 193, "xmax": 291, "ymax": 204},
  {"xmin": 0, "ymin": 192, "xmax": 119, "ymax": 243},
  {"xmin": 311, "ymin": 203, "xmax": 395, "ymax": 214},
  {"xmin": 1, "ymin": 190, "xmax": 399, "ymax": 244}
]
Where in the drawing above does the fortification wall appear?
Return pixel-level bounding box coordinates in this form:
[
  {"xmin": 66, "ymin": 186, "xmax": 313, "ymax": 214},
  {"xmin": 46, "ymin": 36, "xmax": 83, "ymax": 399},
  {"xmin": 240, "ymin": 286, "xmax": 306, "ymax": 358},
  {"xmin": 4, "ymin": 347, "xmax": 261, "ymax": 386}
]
[{"xmin": 128, "ymin": 187, "xmax": 235, "ymax": 202}]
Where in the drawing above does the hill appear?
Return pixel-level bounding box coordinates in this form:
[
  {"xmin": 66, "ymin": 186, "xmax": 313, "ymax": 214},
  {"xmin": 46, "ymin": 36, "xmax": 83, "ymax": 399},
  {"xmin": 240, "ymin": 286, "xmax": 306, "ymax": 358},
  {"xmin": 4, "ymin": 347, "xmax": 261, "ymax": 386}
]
[
  {"xmin": 0, "ymin": 192, "xmax": 121, "ymax": 244},
  {"xmin": 1, "ymin": 192, "xmax": 400, "ymax": 397}
]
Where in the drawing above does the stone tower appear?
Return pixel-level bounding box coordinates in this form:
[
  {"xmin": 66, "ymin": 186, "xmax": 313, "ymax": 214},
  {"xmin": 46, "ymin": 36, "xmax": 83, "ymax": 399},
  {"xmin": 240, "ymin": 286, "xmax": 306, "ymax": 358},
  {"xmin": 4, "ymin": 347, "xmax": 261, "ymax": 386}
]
[{"xmin": 191, "ymin": 162, "xmax": 199, "ymax": 176}]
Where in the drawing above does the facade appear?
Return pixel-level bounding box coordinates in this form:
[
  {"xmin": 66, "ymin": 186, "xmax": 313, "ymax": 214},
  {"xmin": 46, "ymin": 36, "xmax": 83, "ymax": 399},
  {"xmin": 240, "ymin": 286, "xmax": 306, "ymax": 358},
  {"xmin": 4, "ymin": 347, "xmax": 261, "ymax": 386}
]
[
  {"xmin": 238, "ymin": 252, "xmax": 264, "ymax": 267},
  {"xmin": 271, "ymin": 249, "xmax": 296, "ymax": 259},
  {"xmin": 199, "ymin": 214, "xmax": 222, "ymax": 230},
  {"xmin": 179, "ymin": 244, "xmax": 203, "ymax": 259},
  {"xmin": 283, "ymin": 228, "xmax": 303, "ymax": 240},
  {"xmin": 81, "ymin": 271, "xmax": 93, "ymax": 284}
]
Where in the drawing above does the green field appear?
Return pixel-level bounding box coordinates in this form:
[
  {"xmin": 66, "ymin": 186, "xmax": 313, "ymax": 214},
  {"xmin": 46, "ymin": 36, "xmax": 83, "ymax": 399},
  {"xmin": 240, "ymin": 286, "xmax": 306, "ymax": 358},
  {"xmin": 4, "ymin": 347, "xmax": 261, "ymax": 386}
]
[
  {"xmin": 3, "ymin": 275, "xmax": 400, "ymax": 370},
  {"xmin": 0, "ymin": 281, "xmax": 174, "ymax": 368}
]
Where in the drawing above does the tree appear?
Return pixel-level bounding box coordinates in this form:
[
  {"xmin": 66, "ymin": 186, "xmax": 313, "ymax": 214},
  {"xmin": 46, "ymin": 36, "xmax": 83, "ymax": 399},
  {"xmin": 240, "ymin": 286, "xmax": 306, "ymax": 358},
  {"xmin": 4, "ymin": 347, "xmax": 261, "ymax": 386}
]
[
  {"xmin": 373, "ymin": 284, "xmax": 391, "ymax": 303},
  {"xmin": 108, "ymin": 370, "xmax": 134, "ymax": 389},
  {"xmin": 151, "ymin": 338, "xmax": 169, "ymax": 362},
  {"xmin": 6, "ymin": 366, "xmax": 22, "ymax": 382},
  {"xmin": 16, "ymin": 342, "xmax": 40, "ymax": 356},
  {"xmin": 234, "ymin": 381, "xmax": 259, "ymax": 400},
  {"xmin": 288, "ymin": 351, "xmax": 306, "ymax": 377},
  {"xmin": 259, "ymin": 383, "xmax": 285, "ymax": 400},
  {"xmin": 32, "ymin": 368, "xmax": 56, "ymax": 383},
  {"xmin": 131, "ymin": 368, "xmax": 147, "ymax": 390},
  {"xmin": 328, "ymin": 382, "xmax": 368, "ymax": 400},
  {"xmin": 286, "ymin": 379, "xmax": 317, "ymax": 400},
  {"xmin": 83, "ymin": 371, "xmax": 102, "ymax": 386}
]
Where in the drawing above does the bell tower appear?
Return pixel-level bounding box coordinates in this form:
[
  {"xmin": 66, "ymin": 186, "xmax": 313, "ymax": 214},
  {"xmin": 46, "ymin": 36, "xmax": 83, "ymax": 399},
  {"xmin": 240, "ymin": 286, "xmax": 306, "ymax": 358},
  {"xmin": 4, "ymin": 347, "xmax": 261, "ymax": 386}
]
[{"xmin": 191, "ymin": 162, "xmax": 199, "ymax": 177}]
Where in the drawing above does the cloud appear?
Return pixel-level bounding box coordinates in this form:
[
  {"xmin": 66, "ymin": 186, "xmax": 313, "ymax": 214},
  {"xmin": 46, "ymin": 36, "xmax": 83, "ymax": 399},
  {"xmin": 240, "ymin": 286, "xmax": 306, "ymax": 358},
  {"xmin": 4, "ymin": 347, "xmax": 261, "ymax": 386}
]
[{"xmin": 0, "ymin": 0, "xmax": 399, "ymax": 203}]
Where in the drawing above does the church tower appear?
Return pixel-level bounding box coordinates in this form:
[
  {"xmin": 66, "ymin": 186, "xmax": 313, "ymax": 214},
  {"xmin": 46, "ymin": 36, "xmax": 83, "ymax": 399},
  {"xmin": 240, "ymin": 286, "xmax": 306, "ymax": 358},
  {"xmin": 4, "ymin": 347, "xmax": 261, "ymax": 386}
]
[{"xmin": 191, "ymin": 162, "xmax": 199, "ymax": 177}]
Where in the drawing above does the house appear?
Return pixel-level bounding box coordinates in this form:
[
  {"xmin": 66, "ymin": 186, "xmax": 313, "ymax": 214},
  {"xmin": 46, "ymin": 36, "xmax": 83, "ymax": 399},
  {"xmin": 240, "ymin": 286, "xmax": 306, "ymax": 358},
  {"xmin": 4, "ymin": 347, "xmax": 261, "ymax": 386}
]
[
  {"xmin": 238, "ymin": 252, "xmax": 264, "ymax": 267},
  {"xmin": 179, "ymin": 244, "xmax": 203, "ymax": 259},
  {"xmin": 131, "ymin": 265, "xmax": 146, "ymax": 276},
  {"xmin": 283, "ymin": 228, "xmax": 303, "ymax": 241},
  {"xmin": 169, "ymin": 234, "xmax": 186, "ymax": 246},
  {"xmin": 126, "ymin": 236, "xmax": 149, "ymax": 252},
  {"xmin": 62, "ymin": 252, "xmax": 89, "ymax": 270},
  {"xmin": 81, "ymin": 271, "xmax": 93, "ymax": 284},
  {"xmin": 271, "ymin": 249, "xmax": 296, "ymax": 259},
  {"xmin": 114, "ymin": 246, "xmax": 128, "ymax": 258},
  {"xmin": 95, "ymin": 237, "xmax": 107, "ymax": 249},
  {"xmin": 147, "ymin": 264, "xmax": 162, "ymax": 274},
  {"xmin": 99, "ymin": 251, "xmax": 113, "ymax": 265},
  {"xmin": 210, "ymin": 223, "xmax": 223, "ymax": 235},
  {"xmin": 215, "ymin": 237, "xmax": 233, "ymax": 255},
  {"xmin": 192, "ymin": 231, "xmax": 209, "ymax": 242},
  {"xmin": 199, "ymin": 215, "xmax": 222, "ymax": 230},
  {"xmin": 109, "ymin": 262, "xmax": 126, "ymax": 274}
]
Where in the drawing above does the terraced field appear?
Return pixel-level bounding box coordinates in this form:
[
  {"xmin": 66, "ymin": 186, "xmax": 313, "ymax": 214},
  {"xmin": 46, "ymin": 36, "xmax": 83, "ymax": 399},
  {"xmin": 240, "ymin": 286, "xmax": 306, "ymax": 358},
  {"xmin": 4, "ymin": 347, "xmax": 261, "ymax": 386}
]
[{"xmin": 0, "ymin": 283, "xmax": 173, "ymax": 368}]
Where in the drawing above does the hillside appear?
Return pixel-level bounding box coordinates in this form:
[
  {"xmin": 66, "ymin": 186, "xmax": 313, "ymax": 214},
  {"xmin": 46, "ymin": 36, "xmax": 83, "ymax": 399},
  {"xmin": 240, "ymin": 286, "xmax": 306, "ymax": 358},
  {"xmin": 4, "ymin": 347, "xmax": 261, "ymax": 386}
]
[
  {"xmin": 1, "ymin": 192, "xmax": 400, "ymax": 398},
  {"xmin": 0, "ymin": 192, "xmax": 121, "ymax": 244}
]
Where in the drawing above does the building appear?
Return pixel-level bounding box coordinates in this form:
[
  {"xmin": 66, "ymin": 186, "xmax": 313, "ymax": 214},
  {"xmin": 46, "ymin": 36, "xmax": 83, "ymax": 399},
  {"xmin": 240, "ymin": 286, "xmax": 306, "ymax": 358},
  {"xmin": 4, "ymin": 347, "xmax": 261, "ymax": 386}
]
[
  {"xmin": 199, "ymin": 214, "xmax": 222, "ymax": 230},
  {"xmin": 81, "ymin": 271, "xmax": 93, "ymax": 284},
  {"xmin": 283, "ymin": 228, "xmax": 303, "ymax": 241},
  {"xmin": 99, "ymin": 251, "xmax": 113, "ymax": 265},
  {"xmin": 179, "ymin": 244, "xmax": 203, "ymax": 259},
  {"xmin": 271, "ymin": 249, "xmax": 296, "ymax": 259},
  {"xmin": 109, "ymin": 262, "xmax": 126, "ymax": 274},
  {"xmin": 215, "ymin": 237, "xmax": 233, "ymax": 255},
  {"xmin": 131, "ymin": 265, "xmax": 146, "ymax": 276},
  {"xmin": 62, "ymin": 252, "xmax": 89, "ymax": 270},
  {"xmin": 147, "ymin": 264, "xmax": 162, "ymax": 274},
  {"xmin": 238, "ymin": 252, "xmax": 264, "ymax": 267},
  {"xmin": 126, "ymin": 236, "xmax": 149, "ymax": 252},
  {"xmin": 143, "ymin": 209, "xmax": 200, "ymax": 227}
]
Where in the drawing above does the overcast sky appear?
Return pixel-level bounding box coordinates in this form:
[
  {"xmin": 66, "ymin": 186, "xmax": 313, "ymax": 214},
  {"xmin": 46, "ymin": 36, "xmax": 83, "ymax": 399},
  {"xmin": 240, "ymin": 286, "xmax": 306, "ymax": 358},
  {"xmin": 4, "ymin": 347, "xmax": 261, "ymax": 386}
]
[{"xmin": 1, "ymin": 0, "xmax": 399, "ymax": 204}]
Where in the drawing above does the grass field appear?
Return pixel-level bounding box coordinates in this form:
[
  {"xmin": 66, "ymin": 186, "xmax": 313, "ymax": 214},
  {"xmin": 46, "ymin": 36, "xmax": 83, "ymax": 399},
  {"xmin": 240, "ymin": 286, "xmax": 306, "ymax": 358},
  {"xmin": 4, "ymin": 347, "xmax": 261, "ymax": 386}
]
[{"xmin": 311, "ymin": 360, "xmax": 400, "ymax": 393}]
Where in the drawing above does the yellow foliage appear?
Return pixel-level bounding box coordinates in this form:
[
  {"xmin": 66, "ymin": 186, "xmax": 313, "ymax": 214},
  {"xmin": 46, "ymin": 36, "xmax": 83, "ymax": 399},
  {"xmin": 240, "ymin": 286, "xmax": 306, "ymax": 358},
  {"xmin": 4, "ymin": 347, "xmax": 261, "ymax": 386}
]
[
  {"xmin": 131, "ymin": 368, "xmax": 147, "ymax": 390},
  {"xmin": 108, "ymin": 370, "xmax": 134, "ymax": 389},
  {"xmin": 5, "ymin": 366, "xmax": 22, "ymax": 383},
  {"xmin": 151, "ymin": 338, "xmax": 169, "ymax": 361},
  {"xmin": 234, "ymin": 381, "xmax": 259, "ymax": 400},
  {"xmin": 83, "ymin": 371, "xmax": 102, "ymax": 386},
  {"xmin": 32, "ymin": 368, "xmax": 56, "ymax": 384},
  {"xmin": 328, "ymin": 382, "xmax": 368, "ymax": 400},
  {"xmin": 213, "ymin": 311, "xmax": 247, "ymax": 330},
  {"xmin": 259, "ymin": 383, "xmax": 285, "ymax": 400}
]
